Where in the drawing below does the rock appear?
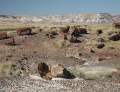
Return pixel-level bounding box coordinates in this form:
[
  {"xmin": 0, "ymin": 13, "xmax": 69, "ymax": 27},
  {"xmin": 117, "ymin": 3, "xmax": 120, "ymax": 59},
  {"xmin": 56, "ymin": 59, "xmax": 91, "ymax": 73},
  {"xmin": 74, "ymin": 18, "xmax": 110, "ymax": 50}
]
[
  {"xmin": 50, "ymin": 64, "xmax": 74, "ymax": 79},
  {"xmin": 108, "ymin": 33, "xmax": 120, "ymax": 41},
  {"xmin": 113, "ymin": 22, "xmax": 120, "ymax": 29},
  {"xmin": 53, "ymin": 38, "xmax": 70, "ymax": 48},
  {"xmin": 70, "ymin": 65, "xmax": 118, "ymax": 80},
  {"xmin": 70, "ymin": 36, "xmax": 81, "ymax": 43},
  {"xmin": 69, "ymin": 27, "xmax": 87, "ymax": 43},
  {"xmin": 16, "ymin": 28, "xmax": 32, "ymax": 35},
  {"xmin": 0, "ymin": 32, "xmax": 8, "ymax": 40},
  {"xmin": 37, "ymin": 63, "xmax": 52, "ymax": 80},
  {"xmin": 96, "ymin": 29, "xmax": 103, "ymax": 35},
  {"xmin": 38, "ymin": 63, "xmax": 74, "ymax": 80},
  {"xmin": 50, "ymin": 64, "xmax": 64, "ymax": 77},
  {"xmin": 78, "ymin": 53, "xmax": 82, "ymax": 56},
  {"xmin": 38, "ymin": 63, "xmax": 49, "ymax": 77},
  {"xmin": 78, "ymin": 28, "xmax": 87, "ymax": 34},
  {"xmin": 71, "ymin": 28, "xmax": 82, "ymax": 38},
  {"xmin": 90, "ymin": 48, "xmax": 95, "ymax": 53},
  {"xmin": 39, "ymin": 28, "xmax": 43, "ymax": 32},
  {"xmin": 98, "ymin": 57, "xmax": 106, "ymax": 61},
  {"xmin": 97, "ymin": 43, "xmax": 105, "ymax": 49}
]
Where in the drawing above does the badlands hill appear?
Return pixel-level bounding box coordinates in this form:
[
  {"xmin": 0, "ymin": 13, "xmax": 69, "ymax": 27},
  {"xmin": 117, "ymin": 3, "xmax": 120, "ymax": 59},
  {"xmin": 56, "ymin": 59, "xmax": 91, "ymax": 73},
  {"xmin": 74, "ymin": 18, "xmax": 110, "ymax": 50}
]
[{"xmin": 0, "ymin": 13, "xmax": 119, "ymax": 24}]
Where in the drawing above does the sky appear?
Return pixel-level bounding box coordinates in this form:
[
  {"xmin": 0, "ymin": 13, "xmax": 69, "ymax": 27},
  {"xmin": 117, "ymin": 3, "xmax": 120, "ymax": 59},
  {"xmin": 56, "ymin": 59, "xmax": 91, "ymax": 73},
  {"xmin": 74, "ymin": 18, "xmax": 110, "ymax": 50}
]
[{"xmin": 0, "ymin": 0, "xmax": 120, "ymax": 16}]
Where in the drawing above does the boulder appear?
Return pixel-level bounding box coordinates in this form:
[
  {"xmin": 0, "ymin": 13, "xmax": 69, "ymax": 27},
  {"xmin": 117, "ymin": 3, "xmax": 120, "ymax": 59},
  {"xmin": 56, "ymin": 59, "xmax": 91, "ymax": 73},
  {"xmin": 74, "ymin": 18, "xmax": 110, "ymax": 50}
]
[
  {"xmin": 16, "ymin": 28, "xmax": 32, "ymax": 35},
  {"xmin": 108, "ymin": 33, "xmax": 120, "ymax": 41},
  {"xmin": 50, "ymin": 64, "xmax": 74, "ymax": 79},
  {"xmin": 38, "ymin": 63, "xmax": 74, "ymax": 80},
  {"xmin": 113, "ymin": 22, "xmax": 120, "ymax": 29},
  {"xmin": 69, "ymin": 27, "xmax": 87, "ymax": 43},
  {"xmin": 38, "ymin": 63, "xmax": 49, "ymax": 77},
  {"xmin": 71, "ymin": 27, "xmax": 87, "ymax": 37},
  {"xmin": 0, "ymin": 32, "xmax": 8, "ymax": 40}
]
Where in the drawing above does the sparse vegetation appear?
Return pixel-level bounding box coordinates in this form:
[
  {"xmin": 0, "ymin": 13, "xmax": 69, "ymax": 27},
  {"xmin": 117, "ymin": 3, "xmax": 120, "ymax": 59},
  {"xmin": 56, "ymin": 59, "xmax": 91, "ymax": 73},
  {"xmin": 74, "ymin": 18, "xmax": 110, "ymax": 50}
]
[{"xmin": 0, "ymin": 19, "xmax": 120, "ymax": 92}]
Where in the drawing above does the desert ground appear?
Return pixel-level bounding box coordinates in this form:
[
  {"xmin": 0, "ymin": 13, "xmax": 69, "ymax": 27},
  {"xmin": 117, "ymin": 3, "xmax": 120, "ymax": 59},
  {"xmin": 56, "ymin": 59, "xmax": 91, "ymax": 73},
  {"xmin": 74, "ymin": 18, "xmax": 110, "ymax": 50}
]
[{"xmin": 0, "ymin": 21, "xmax": 120, "ymax": 92}]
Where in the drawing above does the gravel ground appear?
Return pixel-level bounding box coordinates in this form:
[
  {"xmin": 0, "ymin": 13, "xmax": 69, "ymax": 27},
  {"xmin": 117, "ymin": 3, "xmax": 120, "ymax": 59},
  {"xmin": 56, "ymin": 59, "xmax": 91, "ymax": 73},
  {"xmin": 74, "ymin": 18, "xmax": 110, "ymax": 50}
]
[
  {"xmin": 0, "ymin": 76, "xmax": 120, "ymax": 92},
  {"xmin": 0, "ymin": 28, "xmax": 120, "ymax": 92}
]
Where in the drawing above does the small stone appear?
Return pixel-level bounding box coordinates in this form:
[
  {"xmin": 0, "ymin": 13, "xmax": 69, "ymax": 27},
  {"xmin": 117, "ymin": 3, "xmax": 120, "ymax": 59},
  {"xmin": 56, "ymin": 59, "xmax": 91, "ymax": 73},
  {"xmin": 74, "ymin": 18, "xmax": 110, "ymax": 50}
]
[
  {"xmin": 97, "ymin": 43, "xmax": 105, "ymax": 49},
  {"xmin": 90, "ymin": 48, "xmax": 95, "ymax": 53},
  {"xmin": 96, "ymin": 29, "xmax": 103, "ymax": 35}
]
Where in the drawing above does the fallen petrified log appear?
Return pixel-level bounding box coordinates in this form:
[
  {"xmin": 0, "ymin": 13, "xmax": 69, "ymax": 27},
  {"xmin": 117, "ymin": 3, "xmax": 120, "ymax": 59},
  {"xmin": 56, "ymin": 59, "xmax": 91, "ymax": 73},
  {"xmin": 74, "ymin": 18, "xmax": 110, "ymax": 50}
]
[
  {"xmin": 108, "ymin": 32, "xmax": 120, "ymax": 41},
  {"xmin": 16, "ymin": 28, "xmax": 32, "ymax": 35},
  {"xmin": 0, "ymin": 32, "xmax": 8, "ymax": 40},
  {"xmin": 38, "ymin": 63, "xmax": 74, "ymax": 80},
  {"xmin": 113, "ymin": 22, "xmax": 120, "ymax": 29}
]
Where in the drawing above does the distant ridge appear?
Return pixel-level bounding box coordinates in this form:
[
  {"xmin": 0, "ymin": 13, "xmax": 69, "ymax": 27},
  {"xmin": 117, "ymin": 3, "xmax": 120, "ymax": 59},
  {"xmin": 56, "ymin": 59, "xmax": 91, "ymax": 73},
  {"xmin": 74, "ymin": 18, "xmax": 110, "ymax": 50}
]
[{"xmin": 0, "ymin": 13, "xmax": 120, "ymax": 24}]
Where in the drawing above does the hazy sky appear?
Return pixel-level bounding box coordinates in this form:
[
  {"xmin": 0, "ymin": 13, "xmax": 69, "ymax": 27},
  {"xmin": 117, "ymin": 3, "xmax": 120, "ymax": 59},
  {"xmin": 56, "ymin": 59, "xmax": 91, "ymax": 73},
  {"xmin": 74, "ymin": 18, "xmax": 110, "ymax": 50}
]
[{"xmin": 0, "ymin": 0, "xmax": 120, "ymax": 15}]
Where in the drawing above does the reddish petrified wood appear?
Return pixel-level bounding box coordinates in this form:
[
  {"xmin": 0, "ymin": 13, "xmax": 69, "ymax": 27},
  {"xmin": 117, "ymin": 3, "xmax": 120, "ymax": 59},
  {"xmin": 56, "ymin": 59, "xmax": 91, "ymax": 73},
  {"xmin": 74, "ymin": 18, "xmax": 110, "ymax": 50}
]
[
  {"xmin": 16, "ymin": 28, "xmax": 32, "ymax": 35},
  {"xmin": 0, "ymin": 32, "xmax": 8, "ymax": 40},
  {"xmin": 113, "ymin": 22, "xmax": 120, "ymax": 29}
]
